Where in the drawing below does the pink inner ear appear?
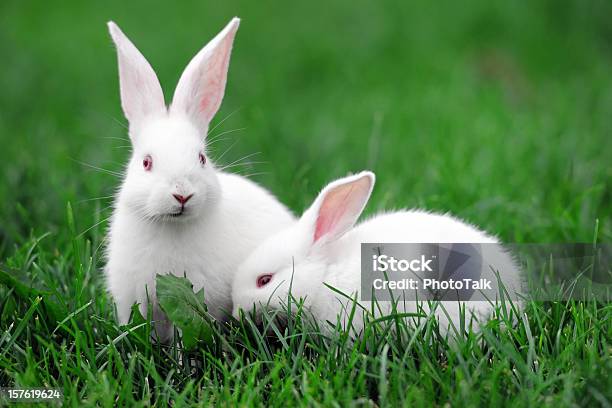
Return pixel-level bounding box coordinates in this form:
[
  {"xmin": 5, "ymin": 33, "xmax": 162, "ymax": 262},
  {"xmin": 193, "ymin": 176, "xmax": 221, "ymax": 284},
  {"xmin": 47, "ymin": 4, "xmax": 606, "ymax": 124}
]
[
  {"xmin": 200, "ymin": 92, "xmax": 215, "ymax": 113},
  {"xmin": 314, "ymin": 199, "xmax": 350, "ymax": 242},
  {"xmin": 312, "ymin": 175, "xmax": 372, "ymax": 244},
  {"xmin": 198, "ymin": 34, "xmax": 232, "ymax": 115}
]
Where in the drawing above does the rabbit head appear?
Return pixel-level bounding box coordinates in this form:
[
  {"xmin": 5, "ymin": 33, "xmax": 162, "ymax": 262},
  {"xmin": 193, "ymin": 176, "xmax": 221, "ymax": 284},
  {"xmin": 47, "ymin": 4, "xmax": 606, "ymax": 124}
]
[
  {"xmin": 108, "ymin": 18, "xmax": 239, "ymax": 222},
  {"xmin": 232, "ymin": 171, "xmax": 375, "ymax": 317}
]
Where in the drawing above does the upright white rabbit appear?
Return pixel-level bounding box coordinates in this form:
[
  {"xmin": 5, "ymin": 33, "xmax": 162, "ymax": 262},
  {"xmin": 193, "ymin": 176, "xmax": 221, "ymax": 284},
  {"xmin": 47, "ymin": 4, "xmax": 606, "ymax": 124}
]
[
  {"xmin": 232, "ymin": 171, "xmax": 522, "ymax": 335},
  {"xmin": 104, "ymin": 18, "xmax": 295, "ymax": 340}
]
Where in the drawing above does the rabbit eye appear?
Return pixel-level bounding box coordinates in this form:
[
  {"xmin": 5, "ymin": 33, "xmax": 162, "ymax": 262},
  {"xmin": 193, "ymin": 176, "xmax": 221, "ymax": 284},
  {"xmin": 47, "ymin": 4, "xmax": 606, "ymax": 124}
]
[
  {"xmin": 143, "ymin": 155, "xmax": 153, "ymax": 171},
  {"xmin": 199, "ymin": 152, "xmax": 207, "ymax": 166},
  {"xmin": 256, "ymin": 274, "xmax": 273, "ymax": 288}
]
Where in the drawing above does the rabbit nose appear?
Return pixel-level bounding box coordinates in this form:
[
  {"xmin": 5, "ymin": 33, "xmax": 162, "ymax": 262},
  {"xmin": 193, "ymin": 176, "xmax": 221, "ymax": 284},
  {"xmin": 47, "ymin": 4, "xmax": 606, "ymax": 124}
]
[{"xmin": 172, "ymin": 193, "xmax": 193, "ymax": 205}]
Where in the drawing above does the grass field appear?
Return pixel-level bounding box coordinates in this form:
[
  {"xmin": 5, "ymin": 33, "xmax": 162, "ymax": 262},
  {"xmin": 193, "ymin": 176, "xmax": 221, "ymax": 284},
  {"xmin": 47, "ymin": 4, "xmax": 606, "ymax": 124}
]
[{"xmin": 1, "ymin": 0, "xmax": 611, "ymax": 406}]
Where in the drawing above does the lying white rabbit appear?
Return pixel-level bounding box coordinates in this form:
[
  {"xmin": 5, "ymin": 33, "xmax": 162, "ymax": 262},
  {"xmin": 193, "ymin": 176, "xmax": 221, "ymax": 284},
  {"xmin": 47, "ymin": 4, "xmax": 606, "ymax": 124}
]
[
  {"xmin": 104, "ymin": 18, "xmax": 295, "ymax": 340},
  {"xmin": 232, "ymin": 171, "xmax": 522, "ymax": 335}
]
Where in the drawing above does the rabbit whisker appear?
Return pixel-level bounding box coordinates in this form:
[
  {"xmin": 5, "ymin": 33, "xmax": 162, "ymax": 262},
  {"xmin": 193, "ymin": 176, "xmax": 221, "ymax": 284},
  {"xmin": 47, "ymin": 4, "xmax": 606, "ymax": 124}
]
[
  {"xmin": 112, "ymin": 117, "xmax": 129, "ymax": 131},
  {"xmin": 235, "ymin": 171, "xmax": 270, "ymax": 179},
  {"xmin": 78, "ymin": 215, "xmax": 112, "ymax": 238},
  {"xmin": 208, "ymin": 127, "xmax": 246, "ymax": 143},
  {"xmin": 213, "ymin": 139, "xmax": 240, "ymax": 163},
  {"xmin": 207, "ymin": 108, "xmax": 242, "ymax": 136},
  {"xmin": 217, "ymin": 152, "xmax": 262, "ymax": 171},
  {"xmin": 78, "ymin": 195, "xmax": 116, "ymax": 204},
  {"xmin": 71, "ymin": 159, "xmax": 124, "ymax": 178},
  {"xmin": 205, "ymin": 137, "xmax": 231, "ymax": 148},
  {"xmin": 101, "ymin": 136, "xmax": 130, "ymax": 142},
  {"xmin": 219, "ymin": 160, "xmax": 267, "ymax": 172}
]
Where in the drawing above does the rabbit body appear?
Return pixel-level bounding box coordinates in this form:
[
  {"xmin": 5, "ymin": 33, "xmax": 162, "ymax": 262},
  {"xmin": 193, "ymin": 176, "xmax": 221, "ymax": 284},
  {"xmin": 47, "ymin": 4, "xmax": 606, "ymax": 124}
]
[
  {"xmin": 104, "ymin": 18, "xmax": 295, "ymax": 339},
  {"xmin": 232, "ymin": 172, "xmax": 522, "ymax": 334},
  {"xmin": 107, "ymin": 170, "xmax": 295, "ymax": 328},
  {"xmin": 302, "ymin": 211, "xmax": 519, "ymax": 333}
]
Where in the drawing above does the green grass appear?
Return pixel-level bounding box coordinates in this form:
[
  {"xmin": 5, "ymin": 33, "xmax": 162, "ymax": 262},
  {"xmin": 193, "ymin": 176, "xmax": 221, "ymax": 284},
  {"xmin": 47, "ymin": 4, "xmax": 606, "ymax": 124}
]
[{"xmin": 0, "ymin": 0, "xmax": 611, "ymax": 406}]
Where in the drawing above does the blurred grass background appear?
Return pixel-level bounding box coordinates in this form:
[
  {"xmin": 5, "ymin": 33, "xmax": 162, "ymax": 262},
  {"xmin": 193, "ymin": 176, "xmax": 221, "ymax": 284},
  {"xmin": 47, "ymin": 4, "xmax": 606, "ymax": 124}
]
[{"xmin": 0, "ymin": 0, "xmax": 611, "ymax": 255}]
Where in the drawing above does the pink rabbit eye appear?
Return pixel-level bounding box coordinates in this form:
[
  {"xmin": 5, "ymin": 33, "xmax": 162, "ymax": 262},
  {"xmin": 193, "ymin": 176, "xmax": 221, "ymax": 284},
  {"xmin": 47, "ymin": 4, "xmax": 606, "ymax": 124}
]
[
  {"xmin": 256, "ymin": 274, "xmax": 273, "ymax": 288},
  {"xmin": 143, "ymin": 155, "xmax": 153, "ymax": 171},
  {"xmin": 199, "ymin": 152, "xmax": 207, "ymax": 166}
]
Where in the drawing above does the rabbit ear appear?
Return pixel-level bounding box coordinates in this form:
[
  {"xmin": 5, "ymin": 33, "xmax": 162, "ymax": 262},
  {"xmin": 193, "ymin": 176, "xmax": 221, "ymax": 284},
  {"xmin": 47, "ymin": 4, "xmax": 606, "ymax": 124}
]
[
  {"xmin": 107, "ymin": 22, "xmax": 166, "ymax": 133},
  {"xmin": 170, "ymin": 17, "xmax": 240, "ymax": 136},
  {"xmin": 303, "ymin": 171, "xmax": 375, "ymax": 246}
]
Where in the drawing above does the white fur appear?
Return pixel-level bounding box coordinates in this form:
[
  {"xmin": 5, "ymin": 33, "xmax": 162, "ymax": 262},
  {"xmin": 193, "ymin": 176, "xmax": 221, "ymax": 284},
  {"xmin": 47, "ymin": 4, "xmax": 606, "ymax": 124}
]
[
  {"xmin": 105, "ymin": 18, "xmax": 295, "ymax": 339},
  {"xmin": 232, "ymin": 171, "xmax": 522, "ymax": 335}
]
